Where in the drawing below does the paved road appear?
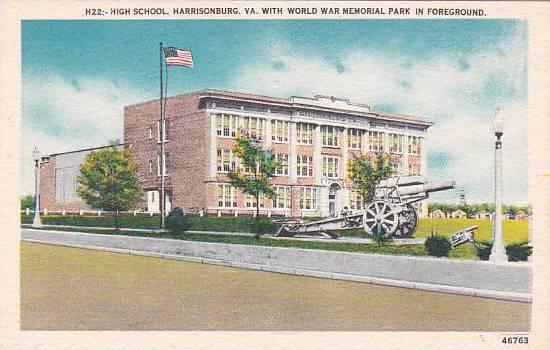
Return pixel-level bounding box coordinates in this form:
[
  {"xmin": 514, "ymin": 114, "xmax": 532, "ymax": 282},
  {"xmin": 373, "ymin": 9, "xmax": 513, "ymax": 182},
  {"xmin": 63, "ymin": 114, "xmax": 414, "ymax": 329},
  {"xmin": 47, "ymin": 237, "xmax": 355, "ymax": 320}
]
[{"xmin": 20, "ymin": 241, "xmax": 530, "ymax": 331}]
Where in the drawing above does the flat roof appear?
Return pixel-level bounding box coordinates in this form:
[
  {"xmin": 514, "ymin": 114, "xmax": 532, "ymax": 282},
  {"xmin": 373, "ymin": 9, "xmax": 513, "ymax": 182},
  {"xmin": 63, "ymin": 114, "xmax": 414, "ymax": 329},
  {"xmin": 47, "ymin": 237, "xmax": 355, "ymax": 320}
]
[
  {"xmin": 48, "ymin": 143, "xmax": 124, "ymax": 157},
  {"xmin": 125, "ymin": 88, "xmax": 431, "ymax": 125}
]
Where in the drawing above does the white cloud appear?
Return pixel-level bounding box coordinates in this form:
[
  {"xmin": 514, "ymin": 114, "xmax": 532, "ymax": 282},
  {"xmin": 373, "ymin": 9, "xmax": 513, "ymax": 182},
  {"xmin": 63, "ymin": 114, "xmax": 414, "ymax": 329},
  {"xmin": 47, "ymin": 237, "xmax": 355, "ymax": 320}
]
[
  {"xmin": 21, "ymin": 72, "xmax": 147, "ymax": 195},
  {"xmin": 230, "ymin": 30, "xmax": 528, "ymax": 204}
]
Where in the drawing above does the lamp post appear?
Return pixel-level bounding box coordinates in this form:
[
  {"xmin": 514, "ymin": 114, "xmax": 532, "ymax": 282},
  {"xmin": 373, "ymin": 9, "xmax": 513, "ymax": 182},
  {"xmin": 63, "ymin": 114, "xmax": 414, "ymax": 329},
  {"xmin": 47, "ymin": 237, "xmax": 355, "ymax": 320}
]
[
  {"xmin": 32, "ymin": 146, "xmax": 42, "ymax": 227},
  {"xmin": 490, "ymin": 109, "xmax": 507, "ymax": 262}
]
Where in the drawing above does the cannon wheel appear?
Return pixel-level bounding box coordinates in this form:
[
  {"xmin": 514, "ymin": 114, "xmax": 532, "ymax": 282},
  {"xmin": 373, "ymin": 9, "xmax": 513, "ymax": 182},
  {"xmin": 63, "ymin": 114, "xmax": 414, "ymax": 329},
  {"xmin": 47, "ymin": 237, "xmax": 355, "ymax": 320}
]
[
  {"xmin": 363, "ymin": 200, "xmax": 399, "ymax": 237},
  {"xmin": 397, "ymin": 205, "xmax": 418, "ymax": 237}
]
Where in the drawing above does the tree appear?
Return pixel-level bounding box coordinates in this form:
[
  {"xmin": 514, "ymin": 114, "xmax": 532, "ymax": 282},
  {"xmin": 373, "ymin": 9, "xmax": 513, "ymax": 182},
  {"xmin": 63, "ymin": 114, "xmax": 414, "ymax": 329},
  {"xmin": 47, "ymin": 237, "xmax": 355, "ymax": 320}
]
[
  {"xmin": 20, "ymin": 194, "xmax": 35, "ymax": 210},
  {"xmin": 228, "ymin": 134, "xmax": 277, "ymax": 237},
  {"xmin": 77, "ymin": 144, "xmax": 141, "ymax": 229},
  {"xmin": 347, "ymin": 152, "xmax": 393, "ymax": 207}
]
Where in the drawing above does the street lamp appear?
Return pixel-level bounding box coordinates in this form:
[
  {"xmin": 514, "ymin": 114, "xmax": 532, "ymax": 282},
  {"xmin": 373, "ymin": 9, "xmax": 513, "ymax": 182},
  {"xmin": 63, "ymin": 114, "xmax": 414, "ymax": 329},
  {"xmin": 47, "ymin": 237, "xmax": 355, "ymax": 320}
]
[
  {"xmin": 32, "ymin": 146, "xmax": 42, "ymax": 227},
  {"xmin": 490, "ymin": 109, "xmax": 507, "ymax": 262}
]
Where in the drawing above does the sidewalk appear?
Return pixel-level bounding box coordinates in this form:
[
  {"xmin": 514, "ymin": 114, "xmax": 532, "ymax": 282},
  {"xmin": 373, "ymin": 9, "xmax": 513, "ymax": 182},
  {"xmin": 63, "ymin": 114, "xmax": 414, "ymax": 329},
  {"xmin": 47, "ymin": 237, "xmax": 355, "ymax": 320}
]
[{"xmin": 21, "ymin": 224, "xmax": 425, "ymax": 245}]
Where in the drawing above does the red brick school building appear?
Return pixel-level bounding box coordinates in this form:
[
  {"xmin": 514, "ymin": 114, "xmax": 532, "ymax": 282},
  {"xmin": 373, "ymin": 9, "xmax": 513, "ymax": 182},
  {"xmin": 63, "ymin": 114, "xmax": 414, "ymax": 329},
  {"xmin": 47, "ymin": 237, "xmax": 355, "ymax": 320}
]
[{"xmin": 39, "ymin": 89, "xmax": 430, "ymax": 217}]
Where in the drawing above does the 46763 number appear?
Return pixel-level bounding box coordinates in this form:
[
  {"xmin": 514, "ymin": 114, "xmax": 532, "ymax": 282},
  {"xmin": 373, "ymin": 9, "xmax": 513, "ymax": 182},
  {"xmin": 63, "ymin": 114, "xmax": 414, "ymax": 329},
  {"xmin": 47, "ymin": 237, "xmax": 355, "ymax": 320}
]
[{"xmin": 502, "ymin": 336, "xmax": 528, "ymax": 344}]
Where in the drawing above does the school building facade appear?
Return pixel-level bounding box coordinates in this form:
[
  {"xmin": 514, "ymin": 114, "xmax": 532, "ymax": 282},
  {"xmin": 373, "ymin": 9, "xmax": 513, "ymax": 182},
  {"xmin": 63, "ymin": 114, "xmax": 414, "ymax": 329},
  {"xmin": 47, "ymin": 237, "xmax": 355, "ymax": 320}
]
[{"xmin": 40, "ymin": 89, "xmax": 431, "ymax": 217}]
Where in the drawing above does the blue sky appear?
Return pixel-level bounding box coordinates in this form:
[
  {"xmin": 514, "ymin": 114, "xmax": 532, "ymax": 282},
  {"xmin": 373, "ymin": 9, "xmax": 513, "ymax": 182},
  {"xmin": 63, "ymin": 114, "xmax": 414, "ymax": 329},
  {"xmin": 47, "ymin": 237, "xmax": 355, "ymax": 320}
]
[{"xmin": 21, "ymin": 20, "xmax": 528, "ymax": 204}]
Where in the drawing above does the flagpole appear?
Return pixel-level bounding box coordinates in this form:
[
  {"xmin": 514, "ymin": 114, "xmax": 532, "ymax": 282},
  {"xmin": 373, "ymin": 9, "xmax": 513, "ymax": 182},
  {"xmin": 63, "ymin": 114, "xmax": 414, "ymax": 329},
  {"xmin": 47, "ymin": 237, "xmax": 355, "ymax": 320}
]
[{"xmin": 159, "ymin": 42, "xmax": 165, "ymax": 229}]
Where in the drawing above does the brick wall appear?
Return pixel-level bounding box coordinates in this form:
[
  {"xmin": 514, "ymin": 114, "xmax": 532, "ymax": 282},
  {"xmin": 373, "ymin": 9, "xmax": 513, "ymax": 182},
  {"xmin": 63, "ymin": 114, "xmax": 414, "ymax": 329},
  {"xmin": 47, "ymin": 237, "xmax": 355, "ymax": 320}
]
[
  {"xmin": 39, "ymin": 157, "xmax": 94, "ymax": 212},
  {"xmin": 124, "ymin": 94, "xmax": 210, "ymax": 213}
]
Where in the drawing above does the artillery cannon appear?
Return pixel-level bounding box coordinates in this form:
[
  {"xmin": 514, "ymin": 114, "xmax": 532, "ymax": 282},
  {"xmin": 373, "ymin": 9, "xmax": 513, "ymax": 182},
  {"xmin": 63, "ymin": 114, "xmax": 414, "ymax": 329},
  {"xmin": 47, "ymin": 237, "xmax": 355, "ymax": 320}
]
[
  {"xmin": 364, "ymin": 176, "xmax": 455, "ymax": 237},
  {"xmin": 274, "ymin": 176, "xmax": 455, "ymax": 238}
]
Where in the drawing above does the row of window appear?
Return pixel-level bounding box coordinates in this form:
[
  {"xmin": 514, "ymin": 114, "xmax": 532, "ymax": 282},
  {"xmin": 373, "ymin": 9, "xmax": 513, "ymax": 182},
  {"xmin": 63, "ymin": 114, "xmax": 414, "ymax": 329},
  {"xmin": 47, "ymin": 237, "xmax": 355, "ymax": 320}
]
[
  {"xmin": 217, "ymin": 185, "xmax": 317, "ymax": 210},
  {"xmin": 149, "ymin": 153, "xmax": 421, "ymax": 178},
  {"xmin": 146, "ymin": 117, "xmax": 421, "ymax": 155},
  {"xmin": 215, "ymin": 149, "xmax": 423, "ymax": 178},
  {"xmin": 213, "ymin": 114, "xmax": 422, "ymax": 153},
  {"xmin": 217, "ymin": 185, "xmax": 367, "ymax": 211}
]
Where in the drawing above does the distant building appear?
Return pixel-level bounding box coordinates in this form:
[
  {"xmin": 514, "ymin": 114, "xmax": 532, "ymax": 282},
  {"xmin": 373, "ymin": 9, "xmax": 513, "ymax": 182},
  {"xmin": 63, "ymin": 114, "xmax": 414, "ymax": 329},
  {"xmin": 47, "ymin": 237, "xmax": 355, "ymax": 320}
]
[
  {"xmin": 39, "ymin": 89, "xmax": 431, "ymax": 217},
  {"xmin": 474, "ymin": 211, "xmax": 492, "ymax": 220},
  {"xmin": 429, "ymin": 209, "xmax": 446, "ymax": 218},
  {"xmin": 450, "ymin": 209, "xmax": 467, "ymax": 219},
  {"xmin": 515, "ymin": 211, "xmax": 529, "ymax": 220}
]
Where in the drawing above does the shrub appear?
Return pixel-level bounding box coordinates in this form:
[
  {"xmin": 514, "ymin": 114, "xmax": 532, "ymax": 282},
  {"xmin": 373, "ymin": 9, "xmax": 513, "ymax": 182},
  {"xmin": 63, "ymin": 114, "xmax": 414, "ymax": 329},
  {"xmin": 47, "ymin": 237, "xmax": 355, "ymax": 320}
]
[
  {"xmin": 475, "ymin": 240, "xmax": 532, "ymax": 261},
  {"xmin": 165, "ymin": 207, "xmax": 190, "ymax": 231},
  {"xmin": 424, "ymin": 234, "xmax": 452, "ymax": 257},
  {"xmin": 506, "ymin": 241, "xmax": 533, "ymax": 262},
  {"xmin": 475, "ymin": 241, "xmax": 493, "ymax": 261}
]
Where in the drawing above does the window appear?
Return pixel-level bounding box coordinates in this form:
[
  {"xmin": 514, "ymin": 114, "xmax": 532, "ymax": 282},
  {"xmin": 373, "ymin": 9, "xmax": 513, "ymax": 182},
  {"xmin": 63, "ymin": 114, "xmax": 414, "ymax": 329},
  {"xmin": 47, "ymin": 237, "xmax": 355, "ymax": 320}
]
[
  {"xmin": 217, "ymin": 149, "xmax": 237, "ymax": 173},
  {"xmin": 368, "ymin": 131, "xmax": 385, "ymax": 151},
  {"xmin": 271, "ymin": 120, "xmax": 289, "ymax": 142},
  {"xmin": 54, "ymin": 167, "xmax": 78, "ymax": 203},
  {"xmin": 246, "ymin": 194, "xmax": 265, "ymax": 208},
  {"xmin": 390, "ymin": 161, "xmax": 402, "ymax": 175},
  {"xmin": 349, "ymin": 190, "xmax": 363, "ymax": 210},
  {"xmin": 408, "ymin": 163, "xmax": 421, "ymax": 176},
  {"xmin": 299, "ymin": 187, "xmax": 318, "ymax": 210},
  {"xmin": 240, "ymin": 116, "xmax": 265, "ymax": 139},
  {"xmin": 273, "ymin": 186, "xmax": 291, "ymax": 209},
  {"xmin": 216, "ymin": 114, "xmax": 239, "ymax": 138},
  {"xmin": 273, "ymin": 154, "xmax": 289, "ymax": 176},
  {"xmin": 157, "ymin": 153, "xmax": 170, "ymax": 176},
  {"xmin": 218, "ymin": 184, "xmax": 237, "ymax": 207},
  {"xmin": 388, "ymin": 133, "xmax": 404, "ymax": 153},
  {"xmin": 148, "ymin": 127, "xmax": 152, "ymax": 140},
  {"xmin": 408, "ymin": 136, "xmax": 421, "ymax": 155},
  {"xmin": 296, "ymin": 123, "xmax": 313, "ymax": 145},
  {"xmin": 347, "ymin": 129, "xmax": 363, "ymax": 149},
  {"xmin": 321, "ymin": 126, "xmax": 339, "ymax": 147},
  {"xmin": 322, "ymin": 157, "xmax": 339, "ymax": 178},
  {"xmin": 148, "ymin": 160, "xmax": 153, "ymax": 174},
  {"xmin": 157, "ymin": 120, "xmax": 170, "ymax": 142},
  {"xmin": 296, "ymin": 155, "xmax": 313, "ymax": 177}
]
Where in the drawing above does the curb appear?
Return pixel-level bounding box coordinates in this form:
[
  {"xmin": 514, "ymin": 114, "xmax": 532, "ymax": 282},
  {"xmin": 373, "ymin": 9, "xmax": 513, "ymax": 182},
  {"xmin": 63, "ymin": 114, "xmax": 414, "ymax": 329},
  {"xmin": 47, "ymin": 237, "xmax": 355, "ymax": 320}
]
[{"xmin": 21, "ymin": 238, "xmax": 532, "ymax": 303}]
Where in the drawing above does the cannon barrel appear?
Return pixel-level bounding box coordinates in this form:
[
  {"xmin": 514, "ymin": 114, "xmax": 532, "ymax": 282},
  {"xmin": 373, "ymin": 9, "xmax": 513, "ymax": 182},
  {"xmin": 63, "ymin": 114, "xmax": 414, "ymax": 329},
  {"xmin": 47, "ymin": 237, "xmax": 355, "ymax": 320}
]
[
  {"xmin": 377, "ymin": 175, "xmax": 426, "ymax": 187},
  {"xmin": 394, "ymin": 180, "xmax": 455, "ymax": 196}
]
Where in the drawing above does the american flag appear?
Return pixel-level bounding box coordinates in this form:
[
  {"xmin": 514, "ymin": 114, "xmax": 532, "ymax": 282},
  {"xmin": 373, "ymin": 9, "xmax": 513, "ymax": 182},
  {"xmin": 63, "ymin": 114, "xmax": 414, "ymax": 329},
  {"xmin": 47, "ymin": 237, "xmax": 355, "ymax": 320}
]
[{"xmin": 164, "ymin": 47, "xmax": 193, "ymax": 67}]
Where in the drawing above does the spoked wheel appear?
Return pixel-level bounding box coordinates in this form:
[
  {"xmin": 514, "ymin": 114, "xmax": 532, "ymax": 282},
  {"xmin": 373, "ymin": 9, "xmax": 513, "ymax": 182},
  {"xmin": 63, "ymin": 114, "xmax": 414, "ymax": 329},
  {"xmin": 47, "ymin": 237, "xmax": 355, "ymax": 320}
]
[
  {"xmin": 363, "ymin": 200, "xmax": 399, "ymax": 237},
  {"xmin": 397, "ymin": 204, "xmax": 418, "ymax": 237}
]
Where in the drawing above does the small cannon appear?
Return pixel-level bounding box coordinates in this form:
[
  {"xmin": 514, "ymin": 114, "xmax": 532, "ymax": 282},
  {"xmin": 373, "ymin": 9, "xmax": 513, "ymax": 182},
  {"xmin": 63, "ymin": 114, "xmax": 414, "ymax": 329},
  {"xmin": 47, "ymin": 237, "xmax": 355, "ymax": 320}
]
[
  {"xmin": 449, "ymin": 226, "xmax": 477, "ymax": 247},
  {"xmin": 274, "ymin": 175, "xmax": 455, "ymax": 239}
]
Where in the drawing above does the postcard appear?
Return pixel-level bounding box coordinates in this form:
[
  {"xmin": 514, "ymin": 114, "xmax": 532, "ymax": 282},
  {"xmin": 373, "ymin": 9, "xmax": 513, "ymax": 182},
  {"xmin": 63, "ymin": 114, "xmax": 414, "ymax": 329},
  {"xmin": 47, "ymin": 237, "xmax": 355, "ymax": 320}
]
[{"xmin": 0, "ymin": 1, "xmax": 548, "ymax": 349}]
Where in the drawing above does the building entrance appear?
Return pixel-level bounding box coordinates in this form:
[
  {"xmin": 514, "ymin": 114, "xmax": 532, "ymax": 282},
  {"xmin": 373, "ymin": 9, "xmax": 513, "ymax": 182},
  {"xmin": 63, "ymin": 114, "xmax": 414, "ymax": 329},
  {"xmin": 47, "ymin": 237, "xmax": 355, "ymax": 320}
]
[
  {"xmin": 147, "ymin": 190, "xmax": 172, "ymax": 213},
  {"xmin": 328, "ymin": 183, "xmax": 341, "ymax": 217}
]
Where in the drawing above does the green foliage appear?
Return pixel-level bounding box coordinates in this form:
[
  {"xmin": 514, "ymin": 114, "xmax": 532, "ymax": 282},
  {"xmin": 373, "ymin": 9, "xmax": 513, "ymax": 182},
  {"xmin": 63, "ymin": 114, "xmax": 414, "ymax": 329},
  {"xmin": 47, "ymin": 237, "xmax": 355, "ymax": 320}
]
[
  {"xmin": 165, "ymin": 208, "xmax": 191, "ymax": 231},
  {"xmin": 347, "ymin": 152, "xmax": 393, "ymax": 205},
  {"xmin": 77, "ymin": 145, "xmax": 141, "ymax": 213},
  {"xmin": 475, "ymin": 240, "xmax": 532, "ymax": 262},
  {"xmin": 424, "ymin": 233, "xmax": 452, "ymax": 257},
  {"xmin": 20, "ymin": 214, "xmax": 161, "ymax": 229},
  {"xmin": 506, "ymin": 241, "xmax": 533, "ymax": 262},
  {"xmin": 228, "ymin": 134, "xmax": 277, "ymax": 219},
  {"xmin": 20, "ymin": 194, "xmax": 35, "ymax": 209}
]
